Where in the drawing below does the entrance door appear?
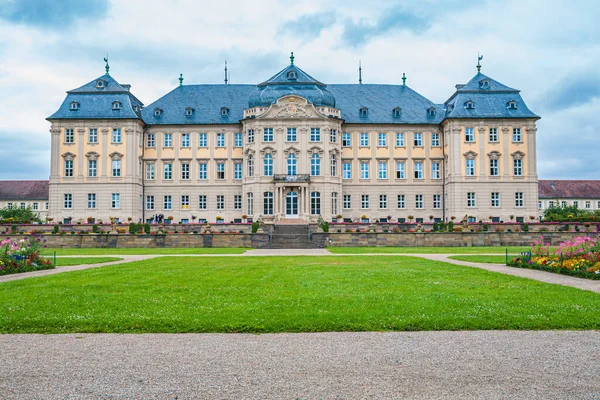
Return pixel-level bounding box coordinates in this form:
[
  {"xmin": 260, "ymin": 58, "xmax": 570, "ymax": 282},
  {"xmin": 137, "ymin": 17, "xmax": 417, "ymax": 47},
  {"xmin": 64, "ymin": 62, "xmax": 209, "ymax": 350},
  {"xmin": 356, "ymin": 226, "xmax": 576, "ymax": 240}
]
[{"xmin": 286, "ymin": 191, "xmax": 299, "ymax": 217}]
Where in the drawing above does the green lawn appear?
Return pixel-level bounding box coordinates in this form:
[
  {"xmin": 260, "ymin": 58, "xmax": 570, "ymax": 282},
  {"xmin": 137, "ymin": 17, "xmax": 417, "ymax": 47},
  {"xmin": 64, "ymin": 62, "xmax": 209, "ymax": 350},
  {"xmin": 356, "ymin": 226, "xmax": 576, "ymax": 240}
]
[
  {"xmin": 327, "ymin": 246, "xmax": 529, "ymax": 254},
  {"xmin": 54, "ymin": 257, "xmax": 123, "ymax": 266},
  {"xmin": 42, "ymin": 248, "xmax": 249, "ymax": 256},
  {"xmin": 449, "ymin": 255, "xmax": 509, "ymax": 264},
  {"xmin": 1, "ymin": 256, "xmax": 599, "ymax": 333}
]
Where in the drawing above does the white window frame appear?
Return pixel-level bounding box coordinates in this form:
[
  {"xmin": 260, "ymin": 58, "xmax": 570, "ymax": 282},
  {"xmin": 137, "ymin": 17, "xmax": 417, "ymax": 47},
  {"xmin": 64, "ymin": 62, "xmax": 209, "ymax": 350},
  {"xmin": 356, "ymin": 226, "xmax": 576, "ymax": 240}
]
[
  {"xmin": 465, "ymin": 128, "xmax": 474, "ymax": 142},
  {"xmin": 359, "ymin": 132, "xmax": 369, "ymax": 147},
  {"xmin": 395, "ymin": 132, "xmax": 405, "ymax": 147},
  {"xmin": 198, "ymin": 133, "xmax": 208, "ymax": 147},
  {"xmin": 287, "ymin": 128, "xmax": 297, "ymax": 142},
  {"xmin": 111, "ymin": 193, "xmax": 120, "ymax": 209},
  {"xmin": 87, "ymin": 193, "xmax": 96, "ymax": 209},
  {"xmin": 467, "ymin": 192, "xmax": 476, "ymax": 207},
  {"xmin": 89, "ymin": 128, "xmax": 98, "ymax": 144},
  {"xmin": 397, "ymin": 194, "xmax": 405, "ymax": 209},
  {"xmin": 112, "ymin": 128, "xmax": 121, "ymax": 144}
]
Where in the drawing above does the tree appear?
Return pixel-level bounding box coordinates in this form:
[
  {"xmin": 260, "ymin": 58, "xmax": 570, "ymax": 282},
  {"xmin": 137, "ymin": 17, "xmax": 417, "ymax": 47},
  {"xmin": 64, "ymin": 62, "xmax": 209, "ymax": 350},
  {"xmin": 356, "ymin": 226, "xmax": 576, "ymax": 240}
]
[{"xmin": 0, "ymin": 206, "xmax": 41, "ymax": 224}]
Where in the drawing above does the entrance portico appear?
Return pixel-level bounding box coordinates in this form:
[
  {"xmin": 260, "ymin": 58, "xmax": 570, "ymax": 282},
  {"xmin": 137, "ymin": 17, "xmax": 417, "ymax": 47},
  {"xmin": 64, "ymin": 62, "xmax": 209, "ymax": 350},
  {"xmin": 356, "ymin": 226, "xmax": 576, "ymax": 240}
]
[{"xmin": 274, "ymin": 183, "xmax": 310, "ymax": 220}]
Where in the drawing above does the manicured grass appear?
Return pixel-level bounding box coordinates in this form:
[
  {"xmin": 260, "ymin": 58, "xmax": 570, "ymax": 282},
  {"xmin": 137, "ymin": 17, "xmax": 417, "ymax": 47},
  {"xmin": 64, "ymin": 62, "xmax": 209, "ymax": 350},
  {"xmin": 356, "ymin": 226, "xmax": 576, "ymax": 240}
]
[
  {"xmin": 327, "ymin": 246, "xmax": 529, "ymax": 254},
  {"xmin": 449, "ymin": 255, "xmax": 508, "ymax": 264},
  {"xmin": 41, "ymin": 248, "xmax": 249, "ymax": 256},
  {"xmin": 1, "ymin": 256, "xmax": 599, "ymax": 333},
  {"xmin": 54, "ymin": 257, "xmax": 123, "ymax": 266}
]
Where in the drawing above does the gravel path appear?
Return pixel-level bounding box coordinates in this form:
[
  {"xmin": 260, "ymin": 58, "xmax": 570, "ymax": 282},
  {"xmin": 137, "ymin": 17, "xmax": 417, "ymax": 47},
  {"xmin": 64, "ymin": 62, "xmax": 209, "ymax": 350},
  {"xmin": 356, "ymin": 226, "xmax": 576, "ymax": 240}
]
[{"xmin": 1, "ymin": 331, "xmax": 598, "ymax": 399}]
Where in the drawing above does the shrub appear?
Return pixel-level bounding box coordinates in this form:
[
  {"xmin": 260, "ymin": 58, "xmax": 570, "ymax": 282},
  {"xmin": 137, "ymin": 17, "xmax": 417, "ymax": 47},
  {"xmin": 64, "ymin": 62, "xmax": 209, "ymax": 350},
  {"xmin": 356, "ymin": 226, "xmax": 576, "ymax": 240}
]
[
  {"xmin": 92, "ymin": 224, "xmax": 99, "ymax": 233},
  {"xmin": 128, "ymin": 223, "xmax": 138, "ymax": 235},
  {"xmin": 144, "ymin": 223, "xmax": 151, "ymax": 234},
  {"xmin": 53, "ymin": 225, "xmax": 59, "ymax": 234},
  {"xmin": 482, "ymin": 224, "xmax": 488, "ymax": 232},
  {"xmin": 251, "ymin": 221, "xmax": 260, "ymax": 233},
  {"xmin": 448, "ymin": 221, "xmax": 454, "ymax": 231},
  {"xmin": 523, "ymin": 224, "xmax": 529, "ymax": 232},
  {"xmin": 321, "ymin": 221, "xmax": 329, "ymax": 233},
  {"xmin": 432, "ymin": 222, "xmax": 439, "ymax": 232},
  {"xmin": 439, "ymin": 222, "xmax": 446, "ymax": 232}
]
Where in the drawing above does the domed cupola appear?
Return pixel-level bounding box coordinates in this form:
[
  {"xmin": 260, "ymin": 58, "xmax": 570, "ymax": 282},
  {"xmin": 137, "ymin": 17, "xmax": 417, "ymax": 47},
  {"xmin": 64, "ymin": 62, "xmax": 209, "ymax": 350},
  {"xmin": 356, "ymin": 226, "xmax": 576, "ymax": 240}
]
[{"xmin": 249, "ymin": 52, "xmax": 336, "ymax": 108}]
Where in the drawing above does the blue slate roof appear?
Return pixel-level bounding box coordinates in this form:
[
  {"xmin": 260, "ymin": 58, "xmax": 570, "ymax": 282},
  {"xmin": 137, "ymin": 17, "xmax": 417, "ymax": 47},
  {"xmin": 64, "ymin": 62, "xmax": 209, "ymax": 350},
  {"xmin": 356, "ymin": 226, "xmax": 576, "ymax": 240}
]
[
  {"xmin": 444, "ymin": 72, "xmax": 539, "ymax": 119},
  {"xmin": 47, "ymin": 74, "xmax": 143, "ymax": 120},
  {"xmin": 258, "ymin": 64, "xmax": 325, "ymax": 86}
]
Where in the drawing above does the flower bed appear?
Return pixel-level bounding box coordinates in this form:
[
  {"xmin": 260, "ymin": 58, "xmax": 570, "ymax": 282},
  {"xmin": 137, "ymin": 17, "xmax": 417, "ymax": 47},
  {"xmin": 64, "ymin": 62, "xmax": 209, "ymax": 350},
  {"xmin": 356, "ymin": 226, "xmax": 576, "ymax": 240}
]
[
  {"xmin": 0, "ymin": 234, "xmax": 53, "ymax": 276},
  {"xmin": 509, "ymin": 236, "xmax": 600, "ymax": 280}
]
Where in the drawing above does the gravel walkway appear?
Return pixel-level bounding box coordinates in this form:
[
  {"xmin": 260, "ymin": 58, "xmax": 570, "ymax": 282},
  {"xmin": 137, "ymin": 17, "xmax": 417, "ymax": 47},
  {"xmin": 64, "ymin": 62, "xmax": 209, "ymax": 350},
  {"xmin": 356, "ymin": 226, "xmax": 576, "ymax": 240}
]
[{"xmin": 1, "ymin": 331, "xmax": 598, "ymax": 399}]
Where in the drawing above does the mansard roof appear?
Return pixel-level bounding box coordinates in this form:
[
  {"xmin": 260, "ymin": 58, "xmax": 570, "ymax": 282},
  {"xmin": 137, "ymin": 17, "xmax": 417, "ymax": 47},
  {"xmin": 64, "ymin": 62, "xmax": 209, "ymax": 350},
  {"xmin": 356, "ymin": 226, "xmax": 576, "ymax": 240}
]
[
  {"xmin": 0, "ymin": 180, "xmax": 49, "ymax": 200},
  {"xmin": 444, "ymin": 72, "xmax": 539, "ymax": 120},
  {"xmin": 258, "ymin": 64, "xmax": 325, "ymax": 87}
]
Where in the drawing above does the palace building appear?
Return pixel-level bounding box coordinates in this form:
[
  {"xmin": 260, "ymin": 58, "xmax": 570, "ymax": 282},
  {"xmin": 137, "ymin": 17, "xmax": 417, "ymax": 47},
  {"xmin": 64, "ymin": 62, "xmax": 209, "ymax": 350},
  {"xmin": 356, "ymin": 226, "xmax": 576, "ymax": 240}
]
[{"xmin": 46, "ymin": 54, "xmax": 540, "ymax": 224}]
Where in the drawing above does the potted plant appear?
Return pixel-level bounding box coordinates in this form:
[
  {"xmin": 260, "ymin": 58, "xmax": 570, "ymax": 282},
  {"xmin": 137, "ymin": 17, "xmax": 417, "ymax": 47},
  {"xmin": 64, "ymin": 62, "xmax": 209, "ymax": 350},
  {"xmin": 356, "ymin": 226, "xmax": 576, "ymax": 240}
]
[
  {"xmin": 509, "ymin": 215, "xmax": 514, "ymax": 221},
  {"xmin": 429, "ymin": 215, "xmax": 434, "ymax": 222},
  {"xmin": 191, "ymin": 215, "xmax": 197, "ymax": 223},
  {"xmin": 241, "ymin": 214, "xmax": 248, "ymax": 223},
  {"xmin": 216, "ymin": 216, "xmax": 224, "ymax": 224},
  {"xmin": 407, "ymin": 215, "xmax": 414, "ymax": 223},
  {"xmin": 360, "ymin": 214, "xmax": 368, "ymax": 223},
  {"xmin": 450, "ymin": 216, "xmax": 456, "ymax": 221},
  {"xmin": 529, "ymin": 215, "xmax": 536, "ymax": 221}
]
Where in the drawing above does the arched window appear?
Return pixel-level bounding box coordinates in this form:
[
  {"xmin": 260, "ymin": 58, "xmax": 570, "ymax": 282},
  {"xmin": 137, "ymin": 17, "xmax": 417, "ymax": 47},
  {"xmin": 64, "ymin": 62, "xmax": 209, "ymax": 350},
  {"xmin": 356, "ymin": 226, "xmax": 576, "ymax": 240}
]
[
  {"xmin": 311, "ymin": 153, "xmax": 320, "ymax": 176},
  {"xmin": 264, "ymin": 153, "xmax": 273, "ymax": 176},
  {"xmin": 359, "ymin": 107, "xmax": 368, "ymax": 118},
  {"xmin": 263, "ymin": 191, "xmax": 274, "ymax": 215},
  {"xmin": 310, "ymin": 191, "xmax": 321, "ymax": 215},
  {"xmin": 112, "ymin": 101, "xmax": 122, "ymax": 110},
  {"xmin": 70, "ymin": 101, "xmax": 79, "ymax": 110},
  {"xmin": 247, "ymin": 155, "xmax": 254, "ymax": 177},
  {"xmin": 507, "ymin": 100, "xmax": 518, "ymax": 110},
  {"xmin": 464, "ymin": 100, "xmax": 475, "ymax": 110},
  {"xmin": 330, "ymin": 154, "xmax": 337, "ymax": 176},
  {"xmin": 287, "ymin": 153, "xmax": 297, "ymax": 175}
]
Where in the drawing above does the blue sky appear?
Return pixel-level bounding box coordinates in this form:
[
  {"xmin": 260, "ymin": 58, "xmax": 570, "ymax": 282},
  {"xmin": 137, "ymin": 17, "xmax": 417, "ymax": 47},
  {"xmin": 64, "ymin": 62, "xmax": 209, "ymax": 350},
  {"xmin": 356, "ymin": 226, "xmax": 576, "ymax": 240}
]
[{"xmin": 0, "ymin": 0, "xmax": 598, "ymax": 179}]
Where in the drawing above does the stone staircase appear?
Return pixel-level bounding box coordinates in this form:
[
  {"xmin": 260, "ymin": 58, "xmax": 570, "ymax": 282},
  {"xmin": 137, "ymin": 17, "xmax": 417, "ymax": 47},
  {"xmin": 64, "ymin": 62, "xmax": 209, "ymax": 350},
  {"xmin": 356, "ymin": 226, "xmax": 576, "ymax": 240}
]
[{"xmin": 270, "ymin": 223, "xmax": 325, "ymax": 249}]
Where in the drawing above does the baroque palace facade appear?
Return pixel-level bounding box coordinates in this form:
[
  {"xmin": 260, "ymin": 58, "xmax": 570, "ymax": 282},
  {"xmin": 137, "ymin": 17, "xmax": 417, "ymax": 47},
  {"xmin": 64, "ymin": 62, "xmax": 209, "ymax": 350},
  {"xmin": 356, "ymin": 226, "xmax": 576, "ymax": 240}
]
[{"xmin": 47, "ymin": 55, "xmax": 540, "ymax": 224}]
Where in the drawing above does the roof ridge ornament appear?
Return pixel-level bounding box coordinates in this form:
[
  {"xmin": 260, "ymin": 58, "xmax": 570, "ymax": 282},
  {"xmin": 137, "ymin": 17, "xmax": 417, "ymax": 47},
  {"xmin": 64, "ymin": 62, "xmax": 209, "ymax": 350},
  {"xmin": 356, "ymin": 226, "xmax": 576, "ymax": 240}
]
[
  {"xmin": 402, "ymin": 72, "xmax": 406, "ymax": 86},
  {"xmin": 103, "ymin": 55, "xmax": 110, "ymax": 74},
  {"xmin": 477, "ymin": 52, "xmax": 483, "ymax": 72},
  {"xmin": 359, "ymin": 60, "xmax": 362, "ymax": 84},
  {"xmin": 179, "ymin": 73, "xmax": 183, "ymax": 87},
  {"xmin": 290, "ymin": 52, "xmax": 295, "ymax": 65}
]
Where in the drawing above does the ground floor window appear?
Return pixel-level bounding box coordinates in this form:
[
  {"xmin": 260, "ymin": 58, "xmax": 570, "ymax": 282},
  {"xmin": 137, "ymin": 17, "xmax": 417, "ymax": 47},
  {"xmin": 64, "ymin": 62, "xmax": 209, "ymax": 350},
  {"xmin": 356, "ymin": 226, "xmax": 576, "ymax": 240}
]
[
  {"xmin": 343, "ymin": 194, "xmax": 351, "ymax": 209},
  {"xmin": 415, "ymin": 194, "xmax": 423, "ymax": 209},
  {"xmin": 146, "ymin": 195, "xmax": 154, "ymax": 210},
  {"xmin": 397, "ymin": 194, "xmax": 405, "ymax": 209},
  {"xmin": 433, "ymin": 194, "xmax": 441, "ymax": 209},
  {"xmin": 198, "ymin": 195, "xmax": 207, "ymax": 210},
  {"xmin": 379, "ymin": 194, "xmax": 387, "ymax": 209},
  {"xmin": 247, "ymin": 192, "xmax": 253, "ymax": 215},
  {"xmin": 331, "ymin": 192, "xmax": 338, "ymax": 215},
  {"xmin": 217, "ymin": 195, "xmax": 225, "ymax": 210},
  {"xmin": 361, "ymin": 194, "xmax": 369, "ymax": 209},
  {"xmin": 234, "ymin": 194, "xmax": 242, "ymax": 210},
  {"xmin": 311, "ymin": 191, "xmax": 321, "ymax": 215},
  {"xmin": 264, "ymin": 192, "xmax": 273, "ymax": 215},
  {"xmin": 111, "ymin": 193, "xmax": 120, "ymax": 209}
]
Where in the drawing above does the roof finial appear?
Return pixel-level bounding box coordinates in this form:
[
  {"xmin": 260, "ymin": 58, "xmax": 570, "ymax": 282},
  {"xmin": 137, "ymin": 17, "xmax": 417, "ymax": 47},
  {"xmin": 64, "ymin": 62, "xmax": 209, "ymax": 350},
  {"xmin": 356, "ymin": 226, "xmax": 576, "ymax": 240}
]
[
  {"xmin": 402, "ymin": 72, "xmax": 406, "ymax": 86},
  {"xmin": 290, "ymin": 52, "xmax": 295, "ymax": 65},
  {"xmin": 477, "ymin": 52, "xmax": 483, "ymax": 72},
  {"xmin": 224, "ymin": 60, "xmax": 228, "ymax": 85},
  {"xmin": 358, "ymin": 60, "xmax": 362, "ymax": 84},
  {"xmin": 103, "ymin": 55, "xmax": 109, "ymax": 74},
  {"xmin": 179, "ymin": 73, "xmax": 183, "ymax": 87}
]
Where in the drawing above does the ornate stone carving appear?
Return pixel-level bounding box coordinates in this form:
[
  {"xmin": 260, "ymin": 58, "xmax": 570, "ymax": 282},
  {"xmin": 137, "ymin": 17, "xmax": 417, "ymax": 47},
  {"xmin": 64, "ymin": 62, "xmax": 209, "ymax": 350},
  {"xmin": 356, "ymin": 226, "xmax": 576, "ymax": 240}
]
[
  {"xmin": 274, "ymin": 98, "xmax": 309, "ymax": 118},
  {"xmin": 260, "ymin": 146, "xmax": 276, "ymax": 155},
  {"xmin": 85, "ymin": 151, "xmax": 100, "ymax": 161},
  {"xmin": 463, "ymin": 151, "xmax": 477, "ymax": 160},
  {"xmin": 198, "ymin": 159, "xmax": 208, "ymax": 165},
  {"xmin": 77, "ymin": 128, "xmax": 85, "ymax": 133},
  {"xmin": 284, "ymin": 146, "xmax": 300, "ymax": 155},
  {"xmin": 109, "ymin": 152, "xmax": 123, "ymax": 161},
  {"xmin": 511, "ymin": 151, "xmax": 525, "ymax": 160},
  {"xmin": 50, "ymin": 128, "xmax": 60, "ymax": 134},
  {"xmin": 502, "ymin": 127, "xmax": 509, "ymax": 133},
  {"xmin": 61, "ymin": 152, "xmax": 76, "ymax": 161},
  {"xmin": 101, "ymin": 128, "xmax": 110, "ymax": 134},
  {"xmin": 307, "ymin": 146, "xmax": 324, "ymax": 155},
  {"xmin": 487, "ymin": 151, "xmax": 501, "ymax": 160},
  {"xmin": 526, "ymin": 127, "xmax": 537, "ymax": 134}
]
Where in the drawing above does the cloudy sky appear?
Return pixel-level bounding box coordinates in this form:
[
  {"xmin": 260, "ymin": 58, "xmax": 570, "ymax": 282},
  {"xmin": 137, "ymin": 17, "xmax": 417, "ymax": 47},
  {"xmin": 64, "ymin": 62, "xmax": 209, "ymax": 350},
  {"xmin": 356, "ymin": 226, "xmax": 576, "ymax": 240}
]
[{"xmin": 0, "ymin": 0, "xmax": 597, "ymax": 180}]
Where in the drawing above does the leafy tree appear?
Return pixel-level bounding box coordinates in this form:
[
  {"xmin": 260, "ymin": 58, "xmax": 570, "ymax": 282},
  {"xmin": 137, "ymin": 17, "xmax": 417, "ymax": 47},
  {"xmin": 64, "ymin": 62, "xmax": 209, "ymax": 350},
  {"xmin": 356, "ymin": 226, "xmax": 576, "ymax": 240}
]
[{"xmin": 0, "ymin": 206, "xmax": 41, "ymax": 224}]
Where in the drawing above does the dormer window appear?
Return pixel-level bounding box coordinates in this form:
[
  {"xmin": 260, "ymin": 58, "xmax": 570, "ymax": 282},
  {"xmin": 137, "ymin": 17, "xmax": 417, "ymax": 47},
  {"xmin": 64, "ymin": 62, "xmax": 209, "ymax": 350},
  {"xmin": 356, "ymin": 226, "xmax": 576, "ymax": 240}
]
[
  {"xmin": 464, "ymin": 100, "xmax": 475, "ymax": 110},
  {"xmin": 392, "ymin": 107, "xmax": 401, "ymax": 118},
  {"xmin": 507, "ymin": 100, "xmax": 518, "ymax": 110},
  {"xmin": 69, "ymin": 101, "xmax": 80, "ymax": 111},
  {"xmin": 221, "ymin": 107, "xmax": 230, "ymax": 117},
  {"xmin": 185, "ymin": 107, "xmax": 194, "ymax": 117},
  {"xmin": 112, "ymin": 101, "xmax": 121, "ymax": 110},
  {"xmin": 133, "ymin": 105, "xmax": 139, "ymax": 113},
  {"xmin": 359, "ymin": 107, "xmax": 368, "ymax": 118},
  {"xmin": 479, "ymin": 79, "xmax": 490, "ymax": 89},
  {"xmin": 286, "ymin": 71, "xmax": 297, "ymax": 80},
  {"xmin": 96, "ymin": 80, "xmax": 105, "ymax": 89},
  {"xmin": 154, "ymin": 108, "xmax": 163, "ymax": 117},
  {"xmin": 427, "ymin": 107, "xmax": 437, "ymax": 117}
]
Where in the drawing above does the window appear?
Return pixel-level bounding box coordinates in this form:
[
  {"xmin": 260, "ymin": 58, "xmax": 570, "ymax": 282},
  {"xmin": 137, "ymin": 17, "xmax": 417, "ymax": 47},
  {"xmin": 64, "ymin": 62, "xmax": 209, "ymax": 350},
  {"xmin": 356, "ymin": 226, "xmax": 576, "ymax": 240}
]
[
  {"xmin": 234, "ymin": 163, "xmax": 242, "ymax": 180},
  {"xmin": 234, "ymin": 194, "xmax": 242, "ymax": 210},
  {"xmin": 342, "ymin": 133, "xmax": 351, "ymax": 147},
  {"xmin": 311, "ymin": 154, "xmax": 320, "ymax": 176},
  {"xmin": 360, "ymin": 162, "xmax": 369, "ymax": 179},
  {"xmin": 154, "ymin": 108, "xmax": 162, "ymax": 117},
  {"xmin": 361, "ymin": 194, "xmax": 369, "ymax": 209},
  {"xmin": 87, "ymin": 193, "xmax": 96, "ymax": 209},
  {"xmin": 515, "ymin": 192, "xmax": 524, "ymax": 207},
  {"xmin": 263, "ymin": 192, "xmax": 273, "ymax": 215},
  {"xmin": 112, "ymin": 160, "xmax": 121, "ymax": 177},
  {"xmin": 586, "ymin": 201, "xmax": 591, "ymax": 209},
  {"xmin": 247, "ymin": 129, "xmax": 254, "ymax": 143},
  {"xmin": 414, "ymin": 162, "xmax": 423, "ymax": 179},
  {"xmin": 247, "ymin": 193, "xmax": 253, "ymax": 215},
  {"xmin": 393, "ymin": 107, "xmax": 401, "ymax": 118},
  {"xmin": 65, "ymin": 129, "xmax": 74, "ymax": 143},
  {"xmin": 396, "ymin": 133, "xmax": 405, "ymax": 147},
  {"xmin": 378, "ymin": 161, "xmax": 387, "ymax": 179},
  {"xmin": 561, "ymin": 201, "xmax": 567, "ymax": 207},
  {"xmin": 377, "ymin": 132, "xmax": 387, "ymax": 147},
  {"xmin": 432, "ymin": 162, "xmax": 440, "ymax": 179},
  {"xmin": 198, "ymin": 195, "xmax": 207, "ymax": 210},
  {"xmin": 145, "ymin": 162, "xmax": 155, "ymax": 180},
  {"xmin": 427, "ymin": 107, "xmax": 436, "ymax": 117},
  {"xmin": 549, "ymin": 201, "xmax": 555, "ymax": 207},
  {"xmin": 415, "ymin": 194, "xmax": 423, "ymax": 209},
  {"xmin": 185, "ymin": 108, "xmax": 194, "ymax": 117},
  {"xmin": 181, "ymin": 162, "xmax": 190, "ymax": 180},
  {"xmin": 513, "ymin": 128, "xmax": 522, "ymax": 142},
  {"xmin": 489, "ymin": 128, "xmax": 498, "ymax": 142},
  {"xmin": 217, "ymin": 133, "xmax": 225, "ymax": 147},
  {"xmin": 32, "ymin": 203, "xmax": 38, "ymax": 210},
  {"xmin": 216, "ymin": 162, "xmax": 225, "ymax": 180},
  {"xmin": 63, "ymin": 193, "xmax": 72, "ymax": 209},
  {"xmin": 96, "ymin": 80, "xmax": 105, "ymax": 88},
  {"xmin": 379, "ymin": 194, "xmax": 387, "ymax": 209},
  {"xmin": 146, "ymin": 195, "xmax": 155, "ymax": 210},
  {"xmin": 198, "ymin": 133, "xmax": 207, "ymax": 147},
  {"xmin": 19, "ymin": 202, "xmax": 25, "ymax": 209},
  {"xmin": 64, "ymin": 160, "xmax": 74, "ymax": 177},
  {"xmin": 181, "ymin": 195, "xmax": 190, "ymax": 210},
  {"xmin": 247, "ymin": 156, "xmax": 254, "ymax": 177},
  {"xmin": 359, "ymin": 107, "xmax": 368, "ymax": 118},
  {"xmin": 507, "ymin": 100, "xmax": 517, "ymax": 110},
  {"xmin": 45, "ymin": 202, "xmax": 48, "ymax": 210},
  {"xmin": 573, "ymin": 200, "xmax": 579, "ymax": 208},
  {"xmin": 164, "ymin": 163, "xmax": 172, "ymax": 180},
  {"xmin": 431, "ymin": 133, "xmax": 440, "ymax": 147},
  {"xmin": 433, "ymin": 194, "xmax": 441, "ymax": 209},
  {"xmin": 397, "ymin": 194, "xmax": 405, "ymax": 209},
  {"xmin": 181, "ymin": 133, "xmax": 190, "ymax": 147},
  {"xmin": 263, "ymin": 128, "xmax": 273, "ymax": 142},
  {"xmin": 466, "ymin": 159, "xmax": 475, "ymax": 176},
  {"xmin": 264, "ymin": 154, "xmax": 273, "ymax": 176},
  {"xmin": 310, "ymin": 192, "xmax": 321, "ymax": 215},
  {"xmin": 490, "ymin": 159, "xmax": 499, "ymax": 176},
  {"xmin": 330, "ymin": 154, "xmax": 337, "ymax": 177},
  {"xmin": 396, "ymin": 162, "xmax": 405, "ymax": 179},
  {"xmin": 88, "ymin": 160, "xmax": 97, "ymax": 177},
  {"xmin": 7, "ymin": 203, "xmax": 11, "ymax": 209},
  {"xmin": 221, "ymin": 107, "xmax": 229, "ymax": 117},
  {"xmin": 89, "ymin": 128, "xmax": 98, "ymax": 143},
  {"xmin": 465, "ymin": 128, "xmax": 474, "ymax": 142},
  {"xmin": 413, "ymin": 132, "xmax": 422, "ymax": 146},
  {"xmin": 465, "ymin": 100, "xmax": 475, "ymax": 110},
  {"xmin": 343, "ymin": 194, "xmax": 351, "ymax": 209},
  {"xmin": 513, "ymin": 159, "xmax": 523, "ymax": 176},
  {"xmin": 164, "ymin": 133, "xmax": 173, "ymax": 147},
  {"xmin": 310, "ymin": 128, "xmax": 321, "ymax": 142},
  {"xmin": 146, "ymin": 133, "xmax": 155, "ymax": 147},
  {"xmin": 467, "ymin": 192, "xmax": 476, "ymax": 207},
  {"xmin": 342, "ymin": 162, "xmax": 351, "ymax": 179},
  {"xmin": 234, "ymin": 133, "xmax": 243, "ymax": 147},
  {"xmin": 287, "ymin": 71, "xmax": 297, "ymax": 80},
  {"xmin": 112, "ymin": 128, "xmax": 121, "ymax": 143},
  {"xmin": 286, "ymin": 128, "xmax": 297, "ymax": 142},
  {"xmin": 198, "ymin": 163, "xmax": 207, "ymax": 180},
  {"xmin": 330, "ymin": 129, "xmax": 337, "ymax": 143},
  {"xmin": 164, "ymin": 195, "xmax": 172, "ymax": 210},
  {"xmin": 360, "ymin": 132, "xmax": 369, "ymax": 147},
  {"xmin": 331, "ymin": 192, "xmax": 338, "ymax": 215},
  {"xmin": 491, "ymin": 192, "xmax": 500, "ymax": 207},
  {"xmin": 70, "ymin": 101, "xmax": 79, "ymax": 110},
  {"xmin": 287, "ymin": 154, "xmax": 297, "ymax": 175},
  {"xmin": 112, "ymin": 101, "xmax": 121, "ymax": 110},
  {"xmin": 111, "ymin": 193, "xmax": 120, "ymax": 209}
]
